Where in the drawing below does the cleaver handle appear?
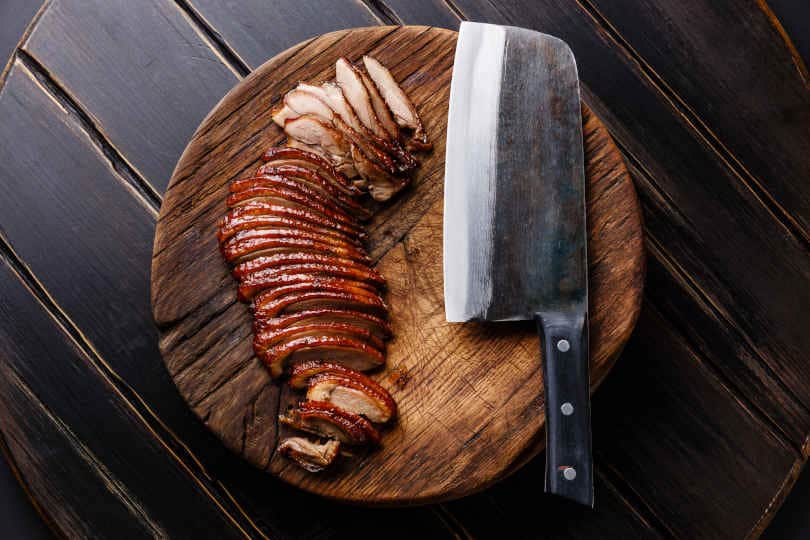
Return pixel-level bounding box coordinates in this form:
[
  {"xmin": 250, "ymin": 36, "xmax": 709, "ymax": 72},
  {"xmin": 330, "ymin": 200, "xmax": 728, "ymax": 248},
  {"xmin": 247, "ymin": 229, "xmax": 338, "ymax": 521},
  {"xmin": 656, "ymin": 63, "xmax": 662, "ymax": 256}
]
[{"xmin": 536, "ymin": 310, "xmax": 593, "ymax": 507}]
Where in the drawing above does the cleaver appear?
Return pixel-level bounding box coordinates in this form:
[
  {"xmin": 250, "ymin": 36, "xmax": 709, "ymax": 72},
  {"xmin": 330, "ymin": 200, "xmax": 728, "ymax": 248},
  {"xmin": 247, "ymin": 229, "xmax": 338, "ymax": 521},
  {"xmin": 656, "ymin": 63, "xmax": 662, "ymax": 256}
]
[{"xmin": 443, "ymin": 22, "xmax": 592, "ymax": 506}]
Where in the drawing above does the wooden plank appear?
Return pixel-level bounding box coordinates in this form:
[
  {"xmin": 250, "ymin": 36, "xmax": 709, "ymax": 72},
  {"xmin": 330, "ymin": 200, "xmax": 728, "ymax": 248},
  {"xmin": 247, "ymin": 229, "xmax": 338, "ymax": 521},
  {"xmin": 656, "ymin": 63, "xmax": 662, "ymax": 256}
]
[
  {"xmin": 376, "ymin": 0, "xmax": 461, "ymax": 28},
  {"xmin": 448, "ymin": 0, "xmax": 810, "ymax": 447},
  {"xmin": 0, "ymin": 259, "xmax": 246, "ymax": 538},
  {"xmin": 584, "ymin": 0, "xmax": 810, "ymax": 236},
  {"xmin": 446, "ymin": 468, "xmax": 664, "ymax": 539},
  {"xmin": 185, "ymin": 0, "xmax": 381, "ymax": 69},
  {"xmin": 21, "ymin": 0, "xmax": 239, "ymax": 191},
  {"xmin": 0, "ymin": 60, "xmax": 452, "ymax": 539},
  {"xmin": 590, "ymin": 304, "xmax": 798, "ymax": 539}
]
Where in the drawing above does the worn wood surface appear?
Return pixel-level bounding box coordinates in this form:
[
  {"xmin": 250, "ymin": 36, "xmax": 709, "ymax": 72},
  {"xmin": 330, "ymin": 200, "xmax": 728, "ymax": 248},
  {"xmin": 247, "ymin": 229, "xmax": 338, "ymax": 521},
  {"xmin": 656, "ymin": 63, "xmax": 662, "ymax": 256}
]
[
  {"xmin": 0, "ymin": 0, "xmax": 808, "ymax": 537},
  {"xmin": 151, "ymin": 26, "xmax": 644, "ymax": 504}
]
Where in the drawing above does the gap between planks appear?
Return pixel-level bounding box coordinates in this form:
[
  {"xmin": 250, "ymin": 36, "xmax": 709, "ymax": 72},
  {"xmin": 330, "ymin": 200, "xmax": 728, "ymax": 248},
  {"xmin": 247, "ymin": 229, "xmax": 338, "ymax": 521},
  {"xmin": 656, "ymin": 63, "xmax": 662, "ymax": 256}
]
[
  {"xmin": 172, "ymin": 0, "xmax": 252, "ymax": 75},
  {"xmin": 14, "ymin": 51, "xmax": 161, "ymax": 214},
  {"xmin": 0, "ymin": 240, "xmax": 263, "ymax": 538},
  {"xmin": 572, "ymin": 0, "xmax": 810, "ymax": 250}
]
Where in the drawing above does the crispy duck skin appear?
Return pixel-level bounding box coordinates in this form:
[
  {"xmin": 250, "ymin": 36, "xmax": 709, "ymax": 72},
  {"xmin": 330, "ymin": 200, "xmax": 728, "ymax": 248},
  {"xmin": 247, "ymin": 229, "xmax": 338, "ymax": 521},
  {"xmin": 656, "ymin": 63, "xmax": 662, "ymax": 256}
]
[
  {"xmin": 254, "ymin": 321, "xmax": 385, "ymax": 353},
  {"xmin": 223, "ymin": 201, "xmax": 364, "ymax": 239},
  {"xmin": 262, "ymin": 147, "xmax": 354, "ymax": 189},
  {"xmin": 335, "ymin": 57, "xmax": 390, "ymax": 141},
  {"xmin": 350, "ymin": 145, "xmax": 409, "ymax": 202},
  {"xmin": 256, "ymin": 309, "xmax": 392, "ymax": 341},
  {"xmin": 239, "ymin": 264, "xmax": 384, "ymax": 300},
  {"xmin": 358, "ymin": 68, "xmax": 399, "ymax": 141},
  {"xmin": 253, "ymin": 279, "xmax": 384, "ymax": 312},
  {"xmin": 289, "ymin": 360, "xmax": 361, "ymax": 388},
  {"xmin": 222, "ymin": 236, "xmax": 370, "ymax": 265},
  {"xmin": 283, "ymin": 138, "xmax": 359, "ymax": 178},
  {"xmin": 277, "ymin": 436, "xmax": 340, "ymax": 472},
  {"xmin": 279, "ymin": 401, "xmax": 380, "ymax": 445},
  {"xmin": 363, "ymin": 55, "xmax": 430, "ymax": 147},
  {"xmin": 253, "ymin": 289, "xmax": 388, "ymax": 320},
  {"xmin": 258, "ymin": 164, "xmax": 367, "ymax": 216},
  {"xmin": 261, "ymin": 334, "xmax": 386, "ymax": 377},
  {"xmin": 217, "ymin": 211, "xmax": 360, "ymax": 246},
  {"xmin": 226, "ymin": 185, "xmax": 361, "ymax": 230},
  {"xmin": 232, "ymin": 252, "xmax": 381, "ymax": 281},
  {"xmin": 240, "ymin": 271, "xmax": 379, "ymax": 302},
  {"xmin": 307, "ymin": 372, "xmax": 397, "ymax": 423},
  {"xmin": 230, "ymin": 174, "xmax": 358, "ymax": 220}
]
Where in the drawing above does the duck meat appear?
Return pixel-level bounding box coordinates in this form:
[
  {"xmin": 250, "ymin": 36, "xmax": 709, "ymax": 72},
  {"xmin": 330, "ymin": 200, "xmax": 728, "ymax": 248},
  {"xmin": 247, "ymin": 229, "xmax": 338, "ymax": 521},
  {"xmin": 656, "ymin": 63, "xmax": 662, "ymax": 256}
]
[
  {"xmin": 358, "ymin": 68, "xmax": 399, "ymax": 141},
  {"xmin": 276, "ymin": 437, "xmax": 340, "ymax": 472},
  {"xmin": 363, "ymin": 55, "xmax": 430, "ymax": 149},
  {"xmin": 254, "ymin": 321, "xmax": 385, "ymax": 353},
  {"xmin": 307, "ymin": 372, "xmax": 397, "ymax": 423},
  {"xmin": 239, "ymin": 264, "xmax": 384, "ymax": 300},
  {"xmin": 284, "ymin": 115, "xmax": 351, "ymax": 162},
  {"xmin": 335, "ymin": 57, "xmax": 390, "ymax": 141},
  {"xmin": 279, "ymin": 401, "xmax": 380, "ymax": 445},
  {"xmin": 261, "ymin": 334, "xmax": 385, "ymax": 377},
  {"xmin": 224, "ymin": 200, "xmax": 364, "ymax": 239},
  {"xmin": 232, "ymin": 252, "xmax": 380, "ymax": 281},
  {"xmin": 257, "ymin": 309, "xmax": 392, "ymax": 341},
  {"xmin": 253, "ymin": 289, "xmax": 388, "ymax": 320},
  {"xmin": 350, "ymin": 145, "xmax": 409, "ymax": 202}
]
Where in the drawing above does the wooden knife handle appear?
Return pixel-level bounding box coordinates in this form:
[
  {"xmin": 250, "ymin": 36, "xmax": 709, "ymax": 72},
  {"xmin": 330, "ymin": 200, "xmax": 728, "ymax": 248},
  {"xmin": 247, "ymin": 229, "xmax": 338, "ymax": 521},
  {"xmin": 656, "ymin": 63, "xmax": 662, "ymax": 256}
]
[{"xmin": 536, "ymin": 310, "xmax": 594, "ymax": 507}]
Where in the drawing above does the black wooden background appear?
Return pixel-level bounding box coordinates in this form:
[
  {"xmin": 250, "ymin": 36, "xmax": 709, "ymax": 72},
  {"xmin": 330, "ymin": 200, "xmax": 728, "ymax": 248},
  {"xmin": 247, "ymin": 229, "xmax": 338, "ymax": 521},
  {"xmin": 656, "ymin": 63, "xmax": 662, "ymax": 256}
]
[{"xmin": 0, "ymin": 0, "xmax": 809, "ymax": 538}]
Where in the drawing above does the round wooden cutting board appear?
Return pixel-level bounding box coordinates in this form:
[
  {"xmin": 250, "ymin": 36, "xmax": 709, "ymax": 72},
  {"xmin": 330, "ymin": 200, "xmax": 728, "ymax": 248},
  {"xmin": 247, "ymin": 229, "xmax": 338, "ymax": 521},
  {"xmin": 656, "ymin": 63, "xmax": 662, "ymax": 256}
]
[{"xmin": 151, "ymin": 26, "xmax": 644, "ymax": 505}]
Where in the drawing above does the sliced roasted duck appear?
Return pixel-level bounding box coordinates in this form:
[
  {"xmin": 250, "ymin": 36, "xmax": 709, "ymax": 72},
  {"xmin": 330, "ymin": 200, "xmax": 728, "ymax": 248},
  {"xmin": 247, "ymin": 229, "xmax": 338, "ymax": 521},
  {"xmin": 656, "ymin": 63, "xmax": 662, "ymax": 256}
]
[
  {"xmin": 306, "ymin": 371, "xmax": 396, "ymax": 423},
  {"xmin": 277, "ymin": 437, "xmax": 340, "ymax": 472},
  {"xmin": 256, "ymin": 310, "xmax": 392, "ymax": 341},
  {"xmin": 279, "ymin": 401, "xmax": 380, "ymax": 445}
]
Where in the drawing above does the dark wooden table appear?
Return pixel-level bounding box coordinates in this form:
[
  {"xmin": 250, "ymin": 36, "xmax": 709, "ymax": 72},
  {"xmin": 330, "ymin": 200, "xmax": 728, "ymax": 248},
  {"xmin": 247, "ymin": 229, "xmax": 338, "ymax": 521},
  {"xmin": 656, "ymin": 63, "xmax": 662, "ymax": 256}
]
[{"xmin": 0, "ymin": 1, "xmax": 808, "ymax": 538}]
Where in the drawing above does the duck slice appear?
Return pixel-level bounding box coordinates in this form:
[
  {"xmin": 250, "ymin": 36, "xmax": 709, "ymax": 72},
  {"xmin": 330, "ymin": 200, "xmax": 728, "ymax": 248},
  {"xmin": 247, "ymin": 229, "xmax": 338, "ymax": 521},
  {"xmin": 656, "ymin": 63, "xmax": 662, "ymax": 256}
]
[
  {"xmin": 254, "ymin": 321, "xmax": 385, "ymax": 353},
  {"xmin": 229, "ymin": 175, "xmax": 360, "ymax": 226},
  {"xmin": 276, "ymin": 437, "xmax": 340, "ymax": 472},
  {"xmin": 257, "ymin": 310, "xmax": 392, "ymax": 341},
  {"xmin": 321, "ymin": 81, "xmax": 365, "ymax": 133},
  {"xmin": 351, "ymin": 145, "xmax": 409, "ymax": 202},
  {"xmin": 335, "ymin": 57, "xmax": 390, "ymax": 141},
  {"xmin": 223, "ymin": 236, "xmax": 369, "ymax": 266},
  {"xmin": 226, "ymin": 185, "xmax": 360, "ymax": 230},
  {"xmin": 275, "ymin": 140, "xmax": 359, "ymax": 179},
  {"xmin": 233, "ymin": 252, "xmax": 379, "ymax": 281},
  {"xmin": 240, "ymin": 270, "xmax": 379, "ymax": 302},
  {"xmin": 262, "ymin": 334, "xmax": 385, "ymax": 377},
  {"xmin": 218, "ymin": 209, "xmax": 361, "ymax": 247},
  {"xmin": 239, "ymin": 264, "xmax": 384, "ymax": 300},
  {"xmin": 358, "ymin": 68, "xmax": 399, "ymax": 141},
  {"xmin": 363, "ymin": 55, "xmax": 430, "ymax": 148},
  {"xmin": 271, "ymin": 102, "xmax": 298, "ymax": 127},
  {"xmin": 279, "ymin": 401, "xmax": 380, "ymax": 445},
  {"xmin": 307, "ymin": 372, "xmax": 396, "ymax": 423},
  {"xmin": 257, "ymin": 164, "xmax": 367, "ymax": 217},
  {"xmin": 254, "ymin": 289, "xmax": 388, "ymax": 319},
  {"xmin": 283, "ymin": 89, "xmax": 335, "ymax": 124},
  {"xmin": 253, "ymin": 278, "xmax": 383, "ymax": 311},
  {"xmin": 284, "ymin": 115, "xmax": 350, "ymax": 161},
  {"xmin": 262, "ymin": 146, "xmax": 353, "ymax": 188},
  {"xmin": 224, "ymin": 200, "xmax": 364, "ymax": 239}
]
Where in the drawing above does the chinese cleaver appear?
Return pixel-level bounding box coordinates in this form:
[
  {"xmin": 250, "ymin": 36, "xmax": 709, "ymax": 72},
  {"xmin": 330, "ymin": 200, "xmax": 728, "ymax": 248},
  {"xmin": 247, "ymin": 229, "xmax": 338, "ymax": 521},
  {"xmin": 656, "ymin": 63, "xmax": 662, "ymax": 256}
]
[{"xmin": 443, "ymin": 22, "xmax": 593, "ymax": 506}]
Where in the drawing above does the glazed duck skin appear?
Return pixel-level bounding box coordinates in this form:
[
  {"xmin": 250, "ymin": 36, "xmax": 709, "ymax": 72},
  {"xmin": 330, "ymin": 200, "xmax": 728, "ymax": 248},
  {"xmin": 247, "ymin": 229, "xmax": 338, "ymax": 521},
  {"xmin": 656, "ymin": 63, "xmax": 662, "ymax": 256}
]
[
  {"xmin": 255, "ymin": 309, "xmax": 392, "ymax": 341},
  {"xmin": 232, "ymin": 252, "xmax": 381, "ymax": 281},
  {"xmin": 253, "ymin": 288, "xmax": 388, "ymax": 319},
  {"xmin": 307, "ymin": 372, "xmax": 397, "ymax": 423},
  {"xmin": 254, "ymin": 321, "xmax": 385, "ymax": 353},
  {"xmin": 222, "ymin": 235, "xmax": 370, "ymax": 265},
  {"xmin": 239, "ymin": 265, "xmax": 384, "ymax": 300},
  {"xmin": 258, "ymin": 163, "xmax": 366, "ymax": 215},
  {"xmin": 217, "ymin": 212, "xmax": 361, "ymax": 245},
  {"xmin": 261, "ymin": 335, "xmax": 386, "ymax": 377},
  {"xmin": 223, "ymin": 200, "xmax": 364, "ymax": 238},
  {"xmin": 279, "ymin": 401, "xmax": 380, "ymax": 445},
  {"xmin": 261, "ymin": 147, "xmax": 354, "ymax": 190}
]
